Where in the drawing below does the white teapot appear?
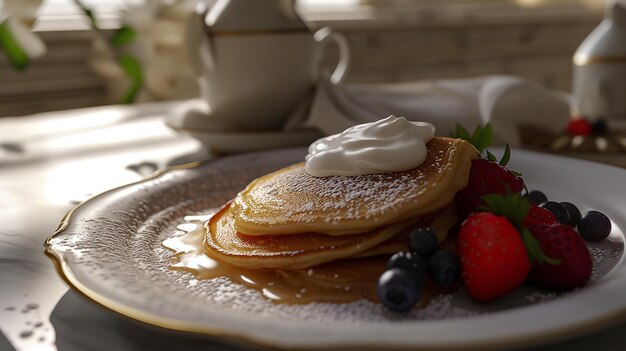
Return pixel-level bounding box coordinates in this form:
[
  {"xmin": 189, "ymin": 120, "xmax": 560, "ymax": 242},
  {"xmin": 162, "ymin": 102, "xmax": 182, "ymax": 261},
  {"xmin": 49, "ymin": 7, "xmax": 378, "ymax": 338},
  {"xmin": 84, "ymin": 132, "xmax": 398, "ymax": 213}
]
[
  {"xmin": 573, "ymin": 0, "xmax": 626, "ymax": 120},
  {"xmin": 186, "ymin": 0, "xmax": 350, "ymax": 131}
]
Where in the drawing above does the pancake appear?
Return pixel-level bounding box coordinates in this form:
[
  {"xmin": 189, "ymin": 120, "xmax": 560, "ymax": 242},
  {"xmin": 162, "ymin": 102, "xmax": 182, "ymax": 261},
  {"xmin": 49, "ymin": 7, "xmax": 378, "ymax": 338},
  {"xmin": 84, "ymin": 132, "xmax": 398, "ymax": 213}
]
[
  {"xmin": 232, "ymin": 137, "xmax": 477, "ymax": 236},
  {"xmin": 204, "ymin": 201, "xmax": 457, "ymax": 269},
  {"xmin": 350, "ymin": 204, "xmax": 457, "ymax": 259},
  {"xmin": 204, "ymin": 202, "xmax": 439, "ymax": 269}
]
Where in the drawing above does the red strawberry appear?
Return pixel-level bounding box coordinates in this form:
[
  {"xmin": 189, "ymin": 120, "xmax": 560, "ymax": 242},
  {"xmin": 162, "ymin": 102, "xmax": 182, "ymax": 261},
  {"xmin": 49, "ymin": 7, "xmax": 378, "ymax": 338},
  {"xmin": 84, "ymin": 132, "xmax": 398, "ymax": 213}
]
[
  {"xmin": 528, "ymin": 223, "xmax": 592, "ymax": 290},
  {"xmin": 455, "ymin": 158, "xmax": 525, "ymax": 218},
  {"xmin": 453, "ymin": 124, "xmax": 525, "ymax": 218},
  {"xmin": 523, "ymin": 205, "xmax": 557, "ymax": 229},
  {"xmin": 458, "ymin": 212, "xmax": 531, "ymax": 302},
  {"xmin": 567, "ymin": 118, "xmax": 592, "ymax": 136}
]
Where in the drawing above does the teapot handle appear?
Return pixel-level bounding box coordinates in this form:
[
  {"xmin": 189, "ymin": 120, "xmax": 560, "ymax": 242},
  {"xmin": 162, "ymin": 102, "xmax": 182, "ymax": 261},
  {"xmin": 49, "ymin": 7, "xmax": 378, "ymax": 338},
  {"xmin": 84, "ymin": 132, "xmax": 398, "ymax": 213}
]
[{"xmin": 314, "ymin": 27, "xmax": 351, "ymax": 85}]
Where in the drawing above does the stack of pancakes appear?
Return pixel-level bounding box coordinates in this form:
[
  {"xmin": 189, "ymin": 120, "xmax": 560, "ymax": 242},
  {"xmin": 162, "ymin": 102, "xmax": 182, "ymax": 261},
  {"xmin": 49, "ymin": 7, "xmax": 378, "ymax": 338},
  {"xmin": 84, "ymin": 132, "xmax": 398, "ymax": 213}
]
[{"xmin": 204, "ymin": 137, "xmax": 478, "ymax": 270}]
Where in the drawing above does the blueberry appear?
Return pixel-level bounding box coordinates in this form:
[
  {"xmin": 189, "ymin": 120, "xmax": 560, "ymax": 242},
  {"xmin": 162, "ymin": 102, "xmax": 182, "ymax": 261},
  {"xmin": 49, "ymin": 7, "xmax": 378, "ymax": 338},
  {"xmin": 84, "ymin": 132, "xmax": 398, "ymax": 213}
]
[
  {"xmin": 560, "ymin": 202, "xmax": 582, "ymax": 227},
  {"xmin": 408, "ymin": 228, "xmax": 438, "ymax": 256},
  {"xmin": 578, "ymin": 210, "xmax": 612, "ymax": 242},
  {"xmin": 428, "ymin": 251, "xmax": 460, "ymax": 286},
  {"xmin": 592, "ymin": 119, "xmax": 608, "ymax": 135},
  {"xmin": 528, "ymin": 190, "xmax": 548, "ymax": 206},
  {"xmin": 387, "ymin": 252, "xmax": 426, "ymax": 284},
  {"xmin": 377, "ymin": 268, "xmax": 422, "ymax": 312},
  {"xmin": 539, "ymin": 201, "xmax": 570, "ymax": 224}
]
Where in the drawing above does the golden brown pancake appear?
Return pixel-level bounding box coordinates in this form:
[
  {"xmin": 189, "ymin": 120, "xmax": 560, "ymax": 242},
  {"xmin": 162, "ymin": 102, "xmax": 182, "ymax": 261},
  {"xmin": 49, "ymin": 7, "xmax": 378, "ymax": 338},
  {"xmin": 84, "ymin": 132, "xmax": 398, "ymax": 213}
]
[
  {"xmin": 350, "ymin": 204, "xmax": 457, "ymax": 259},
  {"xmin": 204, "ymin": 202, "xmax": 425, "ymax": 269},
  {"xmin": 204, "ymin": 201, "xmax": 457, "ymax": 269},
  {"xmin": 231, "ymin": 137, "xmax": 477, "ymax": 236}
]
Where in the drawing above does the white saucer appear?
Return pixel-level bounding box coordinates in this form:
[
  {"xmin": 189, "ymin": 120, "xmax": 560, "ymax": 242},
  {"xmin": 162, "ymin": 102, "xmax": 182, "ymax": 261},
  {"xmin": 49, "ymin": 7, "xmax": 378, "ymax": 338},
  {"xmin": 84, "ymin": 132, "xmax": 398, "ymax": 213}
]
[
  {"xmin": 165, "ymin": 99, "xmax": 322, "ymax": 154},
  {"xmin": 171, "ymin": 125, "xmax": 323, "ymax": 155}
]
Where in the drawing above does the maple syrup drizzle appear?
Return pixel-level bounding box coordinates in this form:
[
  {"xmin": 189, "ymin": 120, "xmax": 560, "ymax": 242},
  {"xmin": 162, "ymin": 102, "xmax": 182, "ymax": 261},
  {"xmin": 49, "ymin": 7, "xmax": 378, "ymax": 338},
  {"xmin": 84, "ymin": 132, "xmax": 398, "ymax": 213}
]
[{"xmin": 163, "ymin": 213, "xmax": 452, "ymax": 305}]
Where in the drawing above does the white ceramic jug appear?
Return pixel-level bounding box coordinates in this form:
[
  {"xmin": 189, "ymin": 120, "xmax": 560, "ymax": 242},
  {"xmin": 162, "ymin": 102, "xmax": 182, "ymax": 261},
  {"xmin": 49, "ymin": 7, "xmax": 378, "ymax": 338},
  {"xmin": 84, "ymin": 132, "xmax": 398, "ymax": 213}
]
[
  {"xmin": 187, "ymin": 0, "xmax": 350, "ymax": 131},
  {"xmin": 573, "ymin": 0, "xmax": 626, "ymax": 120}
]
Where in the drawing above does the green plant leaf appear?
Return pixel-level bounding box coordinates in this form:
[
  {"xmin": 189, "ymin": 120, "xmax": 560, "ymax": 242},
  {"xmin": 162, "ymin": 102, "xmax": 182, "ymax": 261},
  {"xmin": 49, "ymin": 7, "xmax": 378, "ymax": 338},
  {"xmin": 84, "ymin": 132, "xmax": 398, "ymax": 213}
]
[
  {"xmin": 74, "ymin": 0, "xmax": 100, "ymax": 30},
  {"xmin": 486, "ymin": 150, "xmax": 497, "ymax": 162},
  {"xmin": 0, "ymin": 20, "xmax": 29, "ymax": 70},
  {"xmin": 118, "ymin": 55, "xmax": 143, "ymax": 104},
  {"xmin": 111, "ymin": 26, "xmax": 136, "ymax": 48}
]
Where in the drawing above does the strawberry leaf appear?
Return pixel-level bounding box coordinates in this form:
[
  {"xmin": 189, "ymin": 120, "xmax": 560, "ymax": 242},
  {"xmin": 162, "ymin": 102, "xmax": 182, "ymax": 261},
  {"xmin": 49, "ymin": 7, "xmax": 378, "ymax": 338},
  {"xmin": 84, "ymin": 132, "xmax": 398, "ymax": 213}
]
[
  {"xmin": 481, "ymin": 193, "xmax": 529, "ymax": 229},
  {"xmin": 453, "ymin": 123, "xmax": 492, "ymax": 153},
  {"xmin": 481, "ymin": 193, "xmax": 560, "ymax": 266},
  {"xmin": 499, "ymin": 144, "xmax": 511, "ymax": 166},
  {"xmin": 486, "ymin": 150, "xmax": 497, "ymax": 162},
  {"xmin": 521, "ymin": 228, "xmax": 561, "ymax": 265},
  {"xmin": 471, "ymin": 124, "xmax": 493, "ymax": 154},
  {"xmin": 454, "ymin": 124, "xmax": 471, "ymax": 142}
]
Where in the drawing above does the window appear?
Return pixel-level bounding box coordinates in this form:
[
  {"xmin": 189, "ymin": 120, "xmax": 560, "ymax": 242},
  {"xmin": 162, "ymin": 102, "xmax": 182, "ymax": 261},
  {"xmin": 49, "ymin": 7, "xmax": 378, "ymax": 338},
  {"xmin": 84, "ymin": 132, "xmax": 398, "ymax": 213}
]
[{"xmin": 30, "ymin": 0, "xmax": 603, "ymax": 32}]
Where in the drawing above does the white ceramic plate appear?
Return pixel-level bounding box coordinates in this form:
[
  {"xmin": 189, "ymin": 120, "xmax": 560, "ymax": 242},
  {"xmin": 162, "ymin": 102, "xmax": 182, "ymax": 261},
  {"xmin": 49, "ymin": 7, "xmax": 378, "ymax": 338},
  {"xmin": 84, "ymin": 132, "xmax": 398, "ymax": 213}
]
[{"xmin": 46, "ymin": 148, "xmax": 626, "ymax": 350}]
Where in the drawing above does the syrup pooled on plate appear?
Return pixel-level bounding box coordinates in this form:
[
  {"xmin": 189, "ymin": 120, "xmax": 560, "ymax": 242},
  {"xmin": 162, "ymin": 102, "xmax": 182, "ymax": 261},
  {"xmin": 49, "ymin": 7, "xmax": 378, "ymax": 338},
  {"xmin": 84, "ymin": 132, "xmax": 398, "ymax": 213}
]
[{"xmin": 162, "ymin": 213, "xmax": 451, "ymax": 305}]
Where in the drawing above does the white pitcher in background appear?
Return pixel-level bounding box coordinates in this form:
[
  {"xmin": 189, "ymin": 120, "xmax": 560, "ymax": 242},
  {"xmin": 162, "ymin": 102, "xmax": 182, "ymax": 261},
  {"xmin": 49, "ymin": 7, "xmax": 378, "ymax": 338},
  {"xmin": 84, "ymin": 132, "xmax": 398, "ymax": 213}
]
[
  {"xmin": 186, "ymin": 0, "xmax": 351, "ymax": 131},
  {"xmin": 573, "ymin": 0, "xmax": 626, "ymax": 120}
]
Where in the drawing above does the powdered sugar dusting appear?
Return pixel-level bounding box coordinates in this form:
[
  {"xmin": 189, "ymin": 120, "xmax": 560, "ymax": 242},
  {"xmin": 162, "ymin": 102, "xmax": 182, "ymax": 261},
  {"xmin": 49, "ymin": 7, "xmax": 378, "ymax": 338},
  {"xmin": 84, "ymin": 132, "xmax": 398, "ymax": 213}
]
[{"xmin": 235, "ymin": 139, "xmax": 467, "ymax": 230}]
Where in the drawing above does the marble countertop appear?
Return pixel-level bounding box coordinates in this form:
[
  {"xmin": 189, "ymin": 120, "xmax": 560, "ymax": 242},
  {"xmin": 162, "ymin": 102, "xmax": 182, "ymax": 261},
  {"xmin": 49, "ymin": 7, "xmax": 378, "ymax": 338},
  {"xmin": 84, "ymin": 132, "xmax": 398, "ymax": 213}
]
[{"xmin": 2, "ymin": 102, "xmax": 626, "ymax": 351}]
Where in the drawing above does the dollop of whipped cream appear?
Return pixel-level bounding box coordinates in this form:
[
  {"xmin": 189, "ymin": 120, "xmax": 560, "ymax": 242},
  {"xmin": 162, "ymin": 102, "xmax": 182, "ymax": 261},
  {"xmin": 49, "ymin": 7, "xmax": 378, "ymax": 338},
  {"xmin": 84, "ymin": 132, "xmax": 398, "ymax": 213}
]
[{"xmin": 305, "ymin": 116, "xmax": 435, "ymax": 177}]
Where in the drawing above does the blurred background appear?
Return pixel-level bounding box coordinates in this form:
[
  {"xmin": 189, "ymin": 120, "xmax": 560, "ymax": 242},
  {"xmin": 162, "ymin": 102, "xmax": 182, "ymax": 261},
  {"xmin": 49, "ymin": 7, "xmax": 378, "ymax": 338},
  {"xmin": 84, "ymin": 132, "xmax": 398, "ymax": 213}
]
[{"xmin": 0, "ymin": 0, "xmax": 605, "ymax": 118}]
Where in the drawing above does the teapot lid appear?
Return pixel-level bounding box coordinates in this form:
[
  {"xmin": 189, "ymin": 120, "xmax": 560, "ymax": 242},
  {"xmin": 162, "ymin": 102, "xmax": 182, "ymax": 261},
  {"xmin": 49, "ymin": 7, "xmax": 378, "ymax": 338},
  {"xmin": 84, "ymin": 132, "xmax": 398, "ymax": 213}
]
[{"xmin": 205, "ymin": 0, "xmax": 310, "ymax": 33}]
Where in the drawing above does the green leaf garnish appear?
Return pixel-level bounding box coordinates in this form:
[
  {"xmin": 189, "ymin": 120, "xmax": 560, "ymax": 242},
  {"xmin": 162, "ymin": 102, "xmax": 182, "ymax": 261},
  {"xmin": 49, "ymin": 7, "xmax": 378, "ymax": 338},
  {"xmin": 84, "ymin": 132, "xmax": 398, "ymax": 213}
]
[
  {"xmin": 0, "ymin": 20, "xmax": 29, "ymax": 70},
  {"xmin": 486, "ymin": 150, "xmax": 497, "ymax": 162}
]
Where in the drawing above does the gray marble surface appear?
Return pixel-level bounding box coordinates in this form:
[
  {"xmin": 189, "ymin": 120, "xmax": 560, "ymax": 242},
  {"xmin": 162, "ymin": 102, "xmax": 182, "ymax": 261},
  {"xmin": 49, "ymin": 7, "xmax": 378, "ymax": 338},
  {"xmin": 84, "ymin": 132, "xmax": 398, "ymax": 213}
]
[{"xmin": 1, "ymin": 102, "xmax": 626, "ymax": 351}]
